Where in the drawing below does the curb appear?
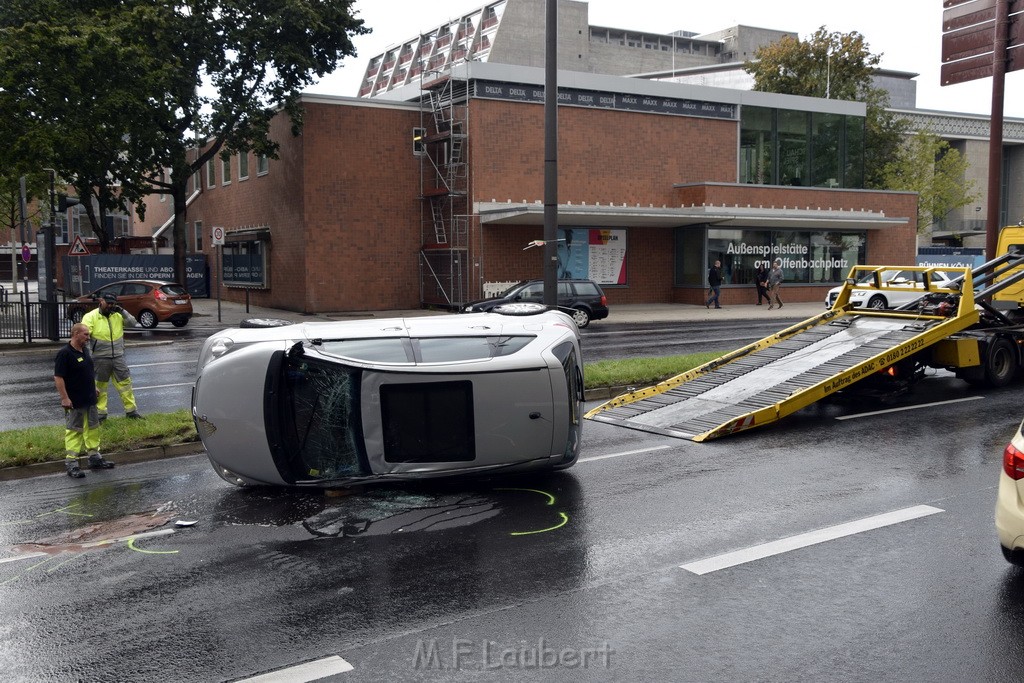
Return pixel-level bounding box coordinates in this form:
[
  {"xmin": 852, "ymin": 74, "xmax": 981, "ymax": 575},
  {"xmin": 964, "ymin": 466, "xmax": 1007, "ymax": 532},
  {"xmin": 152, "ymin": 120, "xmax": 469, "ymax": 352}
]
[{"xmin": 0, "ymin": 442, "xmax": 205, "ymax": 481}]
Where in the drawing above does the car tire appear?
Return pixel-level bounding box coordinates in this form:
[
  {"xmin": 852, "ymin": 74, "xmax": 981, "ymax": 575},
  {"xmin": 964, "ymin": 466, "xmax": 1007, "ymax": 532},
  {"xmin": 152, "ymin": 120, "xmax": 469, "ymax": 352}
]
[
  {"xmin": 985, "ymin": 337, "xmax": 1018, "ymax": 388},
  {"xmin": 68, "ymin": 308, "xmax": 84, "ymax": 324},
  {"xmin": 492, "ymin": 302, "xmax": 547, "ymax": 316},
  {"xmin": 171, "ymin": 319, "xmax": 189, "ymax": 328},
  {"xmin": 866, "ymin": 295, "xmax": 887, "ymax": 310},
  {"xmin": 138, "ymin": 309, "xmax": 158, "ymax": 329},
  {"xmin": 570, "ymin": 307, "xmax": 591, "ymax": 328},
  {"xmin": 239, "ymin": 317, "xmax": 295, "ymax": 328},
  {"xmin": 1001, "ymin": 544, "xmax": 1024, "ymax": 567}
]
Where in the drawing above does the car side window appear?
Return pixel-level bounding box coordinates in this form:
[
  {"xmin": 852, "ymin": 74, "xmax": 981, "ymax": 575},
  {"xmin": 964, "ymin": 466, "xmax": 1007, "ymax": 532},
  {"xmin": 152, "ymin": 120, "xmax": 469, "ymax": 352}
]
[
  {"xmin": 574, "ymin": 282, "xmax": 600, "ymax": 296},
  {"xmin": 122, "ymin": 283, "xmax": 148, "ymax": 296},
  {"xmin": 558, "ymin": 282, "xmax": 572, "ymax": 298},
  {"xmin": 518, "ymin": 284, "xmax": 544, "ymax": 301}
]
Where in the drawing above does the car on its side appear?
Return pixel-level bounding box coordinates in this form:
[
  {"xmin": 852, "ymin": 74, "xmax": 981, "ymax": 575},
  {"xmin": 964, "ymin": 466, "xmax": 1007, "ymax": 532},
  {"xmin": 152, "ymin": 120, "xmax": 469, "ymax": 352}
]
[
  {"xmin": 192, "ymin": 303, "xmax": 584, "ymax": 488},
  {"xmin": 68, "ymin": 280, "xmax": 193, "ymax": 329},
  {"xmin": 996, "ymin": 416, "xmax": 1024, "ymax": 566},
  {"xmin": 825, "ymin": 269, "xmax": 955, "ymax": 310},
  {"xmin": 462, "ymin": 279, "xmax": 609, "ymax": 328}
]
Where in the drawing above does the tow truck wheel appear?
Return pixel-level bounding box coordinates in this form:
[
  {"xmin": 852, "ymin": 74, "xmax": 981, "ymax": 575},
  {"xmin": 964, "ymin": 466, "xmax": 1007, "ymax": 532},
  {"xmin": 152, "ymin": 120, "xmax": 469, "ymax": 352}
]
[{"xmin": 985, "ymin": 338, "xmax": 1018, "ymax": 388}]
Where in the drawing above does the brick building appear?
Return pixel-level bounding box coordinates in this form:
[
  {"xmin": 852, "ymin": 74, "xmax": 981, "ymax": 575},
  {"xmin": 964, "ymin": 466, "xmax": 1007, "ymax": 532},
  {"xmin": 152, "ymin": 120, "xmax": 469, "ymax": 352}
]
[{"xmin": 135, "ymin": 61, "xmax": 917, "ymax": 315}]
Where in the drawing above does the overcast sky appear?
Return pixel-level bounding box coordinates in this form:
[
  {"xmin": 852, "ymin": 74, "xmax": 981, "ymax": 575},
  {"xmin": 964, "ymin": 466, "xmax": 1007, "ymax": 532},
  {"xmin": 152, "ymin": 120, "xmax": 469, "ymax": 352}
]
[{"xmin": 305, "ymin": 0, "xmax": 1024, "ymax": 118}]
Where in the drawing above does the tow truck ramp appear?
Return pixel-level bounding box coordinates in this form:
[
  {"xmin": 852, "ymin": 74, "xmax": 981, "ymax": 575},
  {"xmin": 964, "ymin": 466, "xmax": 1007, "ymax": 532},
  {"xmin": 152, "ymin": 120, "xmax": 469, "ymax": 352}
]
[{"xmin": 585, "ymin": 266, "xmax": 982, "ymax": 441}]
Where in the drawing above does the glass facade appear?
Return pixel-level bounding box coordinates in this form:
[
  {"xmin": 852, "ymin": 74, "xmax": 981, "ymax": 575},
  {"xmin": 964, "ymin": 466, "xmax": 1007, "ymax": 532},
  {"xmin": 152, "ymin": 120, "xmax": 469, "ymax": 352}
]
[
  {"xmin": 676, "ymin": 227, "xmax": 866, "ymax": 286},
  {"xmin": 739, "ymin": 106, "xmax": 865, "ymax": 188}
]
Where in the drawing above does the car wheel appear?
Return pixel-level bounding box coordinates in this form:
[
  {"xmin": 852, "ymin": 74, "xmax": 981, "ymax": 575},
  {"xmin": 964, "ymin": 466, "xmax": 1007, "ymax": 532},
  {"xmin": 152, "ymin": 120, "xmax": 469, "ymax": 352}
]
[
  {"xmin": 985, "ymin": 337, "xmax": 1018, "ymax": 388},
  {"xmin": 571, "ymin": 307, "xmax": 591, "ymax": 328},
  {"xmin": 1002, "ymin": 545, "xmax": 1024, "ymax": 567},
  {"xmin": 138, "ymin": 309, "xmax": 158, "ymax": 329},
  {"xmin": 866, "ymin": 295, "xmax": 887, "ymax": 309},
  {"xmin": 171, "ymin": 319, "xmax": 189, "ymax": 328},
  {"xmin": 240, "ymin": 317, "xmax": 295, "ymax": 328},
  {"xmin": 68, "ymin": 308, "xmax": 84, "ymax": 323},
  {"xmin": 492, "ymin": 302, "xmax": 547, "ymax": 316}
]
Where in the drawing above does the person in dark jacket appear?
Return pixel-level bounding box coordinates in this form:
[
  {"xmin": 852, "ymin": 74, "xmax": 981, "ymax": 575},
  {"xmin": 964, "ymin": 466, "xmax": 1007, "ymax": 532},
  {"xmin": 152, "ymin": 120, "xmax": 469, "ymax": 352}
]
[
  {"xmin": 706, "ymin": 260, "xmax": 723, "ymax": 309},
  {"xmin": 755, "ymin": 264, "xmax": 770, "ymax": 305}
]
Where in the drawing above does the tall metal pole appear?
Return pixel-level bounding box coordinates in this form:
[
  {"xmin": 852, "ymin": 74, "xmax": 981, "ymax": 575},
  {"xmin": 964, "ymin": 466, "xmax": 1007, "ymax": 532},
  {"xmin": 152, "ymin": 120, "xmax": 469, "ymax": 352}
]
[
  {"xmin": 986, "ymin": 0, "xmax": 1009, "ymax": 261},
  {"xmin": 542, "ymin": 0, "xmax": 558, "ymax": 307}
]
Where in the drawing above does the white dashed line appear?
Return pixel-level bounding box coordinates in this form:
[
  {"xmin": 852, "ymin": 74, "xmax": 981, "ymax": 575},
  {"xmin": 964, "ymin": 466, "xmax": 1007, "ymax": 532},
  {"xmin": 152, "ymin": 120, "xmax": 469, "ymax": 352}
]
[
  {"xmin": 680, "ymin": 504, "xmax": 944, "ymax": 575},
  {"xmin": 579, "ymin": 445, "xmax": 672, "ymax": 463},
  {"xmin": 835, "ymin": 395, "xmax": 984, "ymax": 420},
  {"xmin": 237, "ymin": 656, "xmax": 354, "ymax": 682}
]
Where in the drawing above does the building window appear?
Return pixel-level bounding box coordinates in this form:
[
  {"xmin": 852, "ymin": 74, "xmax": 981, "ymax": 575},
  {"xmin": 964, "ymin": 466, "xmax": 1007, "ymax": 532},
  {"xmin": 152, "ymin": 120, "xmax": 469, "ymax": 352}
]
[
  {"xmin": 739, "ymin": 106, "xmax": 774, "ymax": 185},
  {"xmin": 257, "ymin": 154, "xmax": 269, "ymax": 175},
  {"xmin": 810, "ymin": 112, "xmax": 843, "ymax": 188},
  {"xmin": 194, "ymin": 220, "xmax": 203, "ymax": 252},
  {"xmin": 222, "ymin": 156, "xmax": 231, "ymax": 185},
  {"xmin": 777, "ymin": 110, "xmax": 810, "ymax": 187},
  {"xmin": 206, "ymin": 159, "xmax": 216, "ymax": 188},
  {"xmin": 239, "ymin": 153, "xmax": 249, "ymax": 180},
  {"xmin": 676, "ymin": 227, "xmax": 867, "ymax": 287},
  {"xmin": 223, "ymin": 236, "xmax": 269, "ymax": 288}
]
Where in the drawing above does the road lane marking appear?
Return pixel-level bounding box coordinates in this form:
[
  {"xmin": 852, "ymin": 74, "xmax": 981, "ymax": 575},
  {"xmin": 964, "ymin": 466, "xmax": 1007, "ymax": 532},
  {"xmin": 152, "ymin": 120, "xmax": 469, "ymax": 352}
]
[
  {"xmin": 132, "ymin": 382, "xmax": 194, "ymax": 392},
  {"xmin": 238, "ymin": 656, "xmax": 354, "ymax": 682},
  {"xmin": 679, "ymin": 504, "xmax": 944, "ymax": 575},
  {"xmin": 835, "ymin": 395, "xmax": 983, "ymax": 421},
  {"xmin": 0, "ymin": 551, "xmax": 47, "ymax": 565},
  {"xmin": 131, "ymin": 360, "xmax": 196, "ymax": 368},
  {"xmin": 579, "ymin": 445, "xmax": 672, "ymax": 463}
]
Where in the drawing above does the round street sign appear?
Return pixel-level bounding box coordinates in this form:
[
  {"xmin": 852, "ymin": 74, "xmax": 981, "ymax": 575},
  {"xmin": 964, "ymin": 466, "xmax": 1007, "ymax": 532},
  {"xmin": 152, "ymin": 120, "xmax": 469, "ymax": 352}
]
[
  {"xmin": 211, "ymin": 226, "xmax": 225, "ymax": 245},
  {"xmin": 21, "ymin": 243, "xmax": 31, "ymax": 263}
]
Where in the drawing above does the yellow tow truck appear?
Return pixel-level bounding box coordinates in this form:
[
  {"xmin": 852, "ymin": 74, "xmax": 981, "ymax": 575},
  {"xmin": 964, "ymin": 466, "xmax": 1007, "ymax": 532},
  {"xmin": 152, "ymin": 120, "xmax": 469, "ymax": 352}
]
[{"xmin": 585, "ymin": 226, "xmax": 1024, "ymax": 441}]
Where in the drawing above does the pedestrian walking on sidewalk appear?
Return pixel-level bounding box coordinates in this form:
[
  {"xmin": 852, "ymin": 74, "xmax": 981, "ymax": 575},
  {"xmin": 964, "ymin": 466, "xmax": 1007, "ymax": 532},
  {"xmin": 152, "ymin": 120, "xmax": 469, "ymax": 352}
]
[
  {"xmin": 54, "ymin": 323, "xmax": 115, "ymax": 478},
  {"xmin": 768, "ymin": 258, "xmax": 785, "ymax": 310},
  {"xmin": 706, "ymin": 260, "xmax": 723, "ymax": 309},
  {"xmin": 82, "ymin": 293, "xmax": 143, "ymax": 421},
  {"xmin": 755, "ymin": 264, "xmax": 770, "ymax": 305}
]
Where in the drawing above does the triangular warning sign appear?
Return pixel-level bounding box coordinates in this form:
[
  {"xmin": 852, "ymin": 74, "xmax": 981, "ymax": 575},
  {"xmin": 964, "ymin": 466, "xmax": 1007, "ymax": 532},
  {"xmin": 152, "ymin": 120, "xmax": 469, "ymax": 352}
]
[{"xmin": 69, "ymin": 236, "xmax": 90, "ymax": 256}]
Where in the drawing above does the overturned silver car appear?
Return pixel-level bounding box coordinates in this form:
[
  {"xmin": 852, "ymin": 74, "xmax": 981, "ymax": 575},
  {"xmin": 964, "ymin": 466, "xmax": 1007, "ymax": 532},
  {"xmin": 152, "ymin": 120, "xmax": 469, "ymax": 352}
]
[{"xmin": 192, "ymin": 304, "xmax": 584, "ymax": 487}]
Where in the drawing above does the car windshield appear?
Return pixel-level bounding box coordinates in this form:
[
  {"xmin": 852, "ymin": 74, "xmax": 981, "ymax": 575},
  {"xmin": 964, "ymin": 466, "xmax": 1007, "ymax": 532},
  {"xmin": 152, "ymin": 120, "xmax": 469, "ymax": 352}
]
[{"xmin": 277, "ymin": 354, "xmax": 367, "ymax": 482}]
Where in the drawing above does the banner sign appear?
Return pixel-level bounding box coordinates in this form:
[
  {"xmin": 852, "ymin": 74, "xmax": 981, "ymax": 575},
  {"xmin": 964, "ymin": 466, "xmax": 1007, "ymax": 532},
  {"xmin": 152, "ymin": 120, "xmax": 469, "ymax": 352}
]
[
  {"xmin": 61, "ymin": 253, "xmax": 208, "ymax": 297},
  {"xmin": 474, "ymin": 80, "xmax": 737, "ymax": 120},
  {"xmin": 557, "ymin": 228, "xmax": 628, "ymax": 285}
]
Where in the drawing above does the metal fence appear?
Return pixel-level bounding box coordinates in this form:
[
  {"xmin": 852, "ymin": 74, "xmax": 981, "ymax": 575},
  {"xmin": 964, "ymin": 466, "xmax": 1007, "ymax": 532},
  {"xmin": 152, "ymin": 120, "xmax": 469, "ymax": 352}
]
[{"xmin": 0, "ymin": 291, "xmax": 74, "ymax": 342}]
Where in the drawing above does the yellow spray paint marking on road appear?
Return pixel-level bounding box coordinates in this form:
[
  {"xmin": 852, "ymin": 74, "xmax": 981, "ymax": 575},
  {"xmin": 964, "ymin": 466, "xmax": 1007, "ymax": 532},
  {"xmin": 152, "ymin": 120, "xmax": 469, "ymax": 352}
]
[
  {"xmin": 494, "ymin": 488, "xmax": 569, "ymax": 536},
  {"xmin": 126, "ymin": 536, "xmax": 178, "ymax": 555},
  {"xmin": 510, "ymin": 512, "xmax": 569, "ymax": 536},
  {"xmin": 495, "ymin": 487, "xmax": 556, "ymax": 505}
]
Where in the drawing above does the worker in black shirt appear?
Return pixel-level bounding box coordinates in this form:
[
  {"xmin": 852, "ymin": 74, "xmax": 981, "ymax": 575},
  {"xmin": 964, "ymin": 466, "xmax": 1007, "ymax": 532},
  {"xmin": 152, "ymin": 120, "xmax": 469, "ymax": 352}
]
[{"xmin": 54, "ymin": 323, "xmax": 115, "ymax": 478}]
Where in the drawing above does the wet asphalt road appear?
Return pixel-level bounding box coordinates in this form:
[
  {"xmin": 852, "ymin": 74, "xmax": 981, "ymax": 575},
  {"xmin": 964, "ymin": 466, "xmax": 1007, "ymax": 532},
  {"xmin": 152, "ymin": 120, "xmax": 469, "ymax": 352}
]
[
  {"xmin": 1, "ymin": 371, "xmax": 1023, "ymax": 681},
  {"xmin": 1, "ymin": 318, "xmax": 801, "ymax": 429}
]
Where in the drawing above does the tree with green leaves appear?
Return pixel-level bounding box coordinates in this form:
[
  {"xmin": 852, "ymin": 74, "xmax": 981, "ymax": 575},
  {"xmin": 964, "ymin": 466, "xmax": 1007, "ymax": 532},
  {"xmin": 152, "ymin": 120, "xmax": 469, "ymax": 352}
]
[
  {"xmin": 744, "ymin": 27, "xmax": 910, "ymax": 190},
  {"xmin": 880, "ymin": 130, "xmax": 978, "ymax": 235},
  {"xmin": 0, "ymin": 0, "xmax": 368, "ymax": 283}
]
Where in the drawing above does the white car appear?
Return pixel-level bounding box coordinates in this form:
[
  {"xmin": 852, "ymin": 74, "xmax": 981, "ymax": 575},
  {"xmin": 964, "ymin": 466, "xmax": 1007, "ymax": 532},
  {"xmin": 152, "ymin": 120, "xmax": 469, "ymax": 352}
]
[
  {"xmin": 825, "ymin": 269, "xmax": 955, "ymax": 309},
  {"xmin": 192, "ymin": 304, "xmax": 584, "ymax": 487},
  {"xmin": 996, "ymin": 417, "xmax": 1024, "ymax": 566}
]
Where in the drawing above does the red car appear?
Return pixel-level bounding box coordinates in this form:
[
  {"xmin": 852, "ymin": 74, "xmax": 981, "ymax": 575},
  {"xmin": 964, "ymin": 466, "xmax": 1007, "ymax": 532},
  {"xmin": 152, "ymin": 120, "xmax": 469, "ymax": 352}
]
[{"xmin": 68, "ymin": 279, "xmax": 193, "ymax": 329}]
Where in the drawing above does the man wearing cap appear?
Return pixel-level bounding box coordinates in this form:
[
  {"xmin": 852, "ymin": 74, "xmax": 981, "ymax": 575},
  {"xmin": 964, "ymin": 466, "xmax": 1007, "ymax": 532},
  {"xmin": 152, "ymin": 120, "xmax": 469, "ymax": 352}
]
[{"xmin": 82, "ymin": 293, "xmax": 143, "ymax": 421}]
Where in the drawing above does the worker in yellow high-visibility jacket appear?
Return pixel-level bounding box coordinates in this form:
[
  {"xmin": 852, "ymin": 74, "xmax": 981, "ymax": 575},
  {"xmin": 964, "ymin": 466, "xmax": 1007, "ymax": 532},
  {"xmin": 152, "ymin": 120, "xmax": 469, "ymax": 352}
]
[{"xmin": 81, "ymin": 293, "xmax": 143, "ymax": 421}]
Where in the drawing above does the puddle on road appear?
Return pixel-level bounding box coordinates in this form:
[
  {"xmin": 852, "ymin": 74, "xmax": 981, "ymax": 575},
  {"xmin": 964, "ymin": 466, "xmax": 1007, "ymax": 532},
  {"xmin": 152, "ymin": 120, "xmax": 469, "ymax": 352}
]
[{"xmin": 213, "ymin": 477, "xmax": 580, "ymax": 540}]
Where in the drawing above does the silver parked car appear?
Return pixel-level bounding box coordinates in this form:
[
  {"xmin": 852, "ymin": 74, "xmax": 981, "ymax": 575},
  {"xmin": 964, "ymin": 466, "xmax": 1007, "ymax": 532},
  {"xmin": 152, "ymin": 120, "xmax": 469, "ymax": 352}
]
[{"xmin": 192, "ymin": 304, "xmax": 584, "ymax": 487}]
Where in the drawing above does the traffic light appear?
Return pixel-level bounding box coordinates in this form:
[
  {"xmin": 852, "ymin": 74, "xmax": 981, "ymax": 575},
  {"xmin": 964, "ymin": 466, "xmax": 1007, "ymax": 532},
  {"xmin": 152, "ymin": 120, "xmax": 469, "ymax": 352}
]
[
  {"xmin": 412, "ymin": 127, "xmax": 426, "ymax": 155},
  {"xmin": 57, "ymin": 194, "xmax": 80, "ymax": 211}
]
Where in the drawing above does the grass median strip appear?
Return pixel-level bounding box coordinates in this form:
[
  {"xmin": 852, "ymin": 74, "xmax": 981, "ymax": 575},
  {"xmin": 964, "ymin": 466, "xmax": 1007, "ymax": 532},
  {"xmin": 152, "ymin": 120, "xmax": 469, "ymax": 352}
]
[{"xmin": 0, "ymin": 352, "xmax": 720, "ymax": 469}]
